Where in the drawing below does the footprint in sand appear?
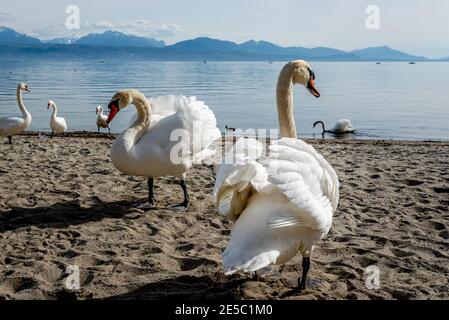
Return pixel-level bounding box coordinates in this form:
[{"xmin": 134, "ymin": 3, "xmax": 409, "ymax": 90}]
[
  {"xmin": 79, "ymin": 148, "xmax": 91, "ymax": 156},
  {"xmin": 439, "ymin": 230, "xmax": 449, "ymax": 239},
  {"xmin": 1, "ymin": 277, "xmax": 37, "ymax": 294},
  {"xmin": 403, "ymin": 179, "xmax": 424, "ymax": 186},
  {"xmin": 428, "ymin": 221, "xmax": 446, "ymax": 231},
  {"xmin": 433, "ymin": 186, "xmax": 449, "ymax": 193},
  {"xmin": 177, "ymin": 257, "xmax": 217, "ymax": 271}
]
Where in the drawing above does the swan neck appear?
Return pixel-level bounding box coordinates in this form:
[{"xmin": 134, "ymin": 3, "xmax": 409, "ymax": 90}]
[
  {"xmin": 276, "ymin": 65, "xmax": 297, "ymax": 138},
  {"xmin": 122, "ymin": 91, "xmax": 152, "ymax": 149},
  {"xmin": 16, "ymin": 87, "xmax": 29, "ymax": 117},
  {"xmin": 51, "ymin": 105, "xmax": 58, "ymax": 118},
  {"xmin": 317, "ymin": 121, "xmax": 326, "ymax": 133}
]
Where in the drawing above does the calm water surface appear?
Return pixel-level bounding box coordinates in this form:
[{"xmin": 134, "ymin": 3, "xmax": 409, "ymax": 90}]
[{"xmin": 0, "ymin": 58, "xmax": 448, "ymax": 140}]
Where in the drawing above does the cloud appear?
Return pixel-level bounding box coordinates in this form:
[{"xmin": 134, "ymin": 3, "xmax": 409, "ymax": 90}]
[
  {"xmin": 82, "ymin": 19, "xmax": 182, "ymax": 38},
  {"xmin": 83, "ymin": 20, "xmax": 114, "ymax": 30},
  {"xmin": 153, "ymin": 24, "xmax": 182, "ymax": 38},
  {"xmin": 32, "ymin": 18, "xmax": 182, "ymax": 40},
  {"xmin": 198, "ymin": 31, "xmax": 222, "ymax": 37},
  {"xmin": 0, "ymin": 11, "xmax": 14, "ymax": 22}
]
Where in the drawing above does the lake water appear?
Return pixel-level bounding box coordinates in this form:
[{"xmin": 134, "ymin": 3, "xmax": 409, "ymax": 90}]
[{"xmin": 0, "ymin": 58, "xmax": 448, "ymax": 141}]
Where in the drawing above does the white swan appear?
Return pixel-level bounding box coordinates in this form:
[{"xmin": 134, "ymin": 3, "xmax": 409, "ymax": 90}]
[
  {"xmin": 96, "ymin": 105, "xmax": 110, "ymax": 133},
  {"xmin": 106, "ymin": 90, "xmax": 221, "ymax": 210},
  {"xmin": 0, "ymin": 83, "xmax": 32, "ymax": 144},
  {"xmin": 313, "ymin": 119, "xmax": 356, "ymax": 134},
  {"xmin": 214, "ymin": 60, "xmax": 339, "ymax": 292},
  {"xmin": 47, "ymin": 100, "xmax": 68, "ymax": 137}
]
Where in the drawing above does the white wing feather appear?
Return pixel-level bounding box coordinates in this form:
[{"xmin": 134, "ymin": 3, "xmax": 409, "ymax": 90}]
[
  {"xmin": 215, "ymin": 137, "xmax": 340, "ymax": 274},
  {"xmin": 332, "ymin": 119, "xmax": 355, "ymax": 132},
  {"xmin": 129, "ymin": 95, "xmax": 220, "ymax": 163},
  {"xmin": 264, "ymin": 138, "xmax": 339, "ymax": 233},
  {"xmin": 0, "ymin": 116, "xmax": 25, "ymax": 136}
]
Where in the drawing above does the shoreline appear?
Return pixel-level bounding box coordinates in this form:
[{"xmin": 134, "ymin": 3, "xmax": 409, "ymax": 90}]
[{"xmin": 17, "ymin": 131, "xmax": 449, "ymax": 145}]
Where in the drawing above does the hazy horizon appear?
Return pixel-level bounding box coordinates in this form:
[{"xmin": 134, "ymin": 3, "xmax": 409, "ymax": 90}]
[{"xmin": 1, "ymin": 0, "xmax": 449, "ymax": 58}]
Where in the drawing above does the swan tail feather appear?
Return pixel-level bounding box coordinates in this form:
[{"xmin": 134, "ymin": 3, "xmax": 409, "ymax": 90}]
[
  {"xmin": 223, "ymin": 249, "xmax": 279, "ymax": 275},
  {"xmin": 214, "ymin": 138, "xmax": 267, "ymax": 220}
]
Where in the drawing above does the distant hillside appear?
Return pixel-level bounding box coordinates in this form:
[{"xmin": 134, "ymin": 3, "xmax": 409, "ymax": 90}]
[
  {"xmin": 351, "ymin": 46, "xmax": 427, "ymax": 61},
  {"xmin": 238, "ymin": 40, "xmax": 283, "ymax": 53},
  {"xmin": 74, "ymin": 30, "xmax": 165, "ymax": 48},
  {"xmin": 0, "ymin": 27, "xmax": 442, "ymax": 61},
  {"xmin": 0, "ymin": 26, "xmax": 41, "ymax": 45},
  {"xmin": 166, "ymin": 37, "xmax": 237, "ymax": 52},
  {"xmin": 238, "ymin": 40, "xmax": 350, "ymax": 58},
  {"xmin": 164, "ymin": 37, "xmax": 356, "ymax": 60}
]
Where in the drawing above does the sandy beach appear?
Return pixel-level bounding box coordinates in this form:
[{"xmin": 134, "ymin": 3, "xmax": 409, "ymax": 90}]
[{"xmin": 0, "ymin": 133, "xmax": 448, "ymax": 300}]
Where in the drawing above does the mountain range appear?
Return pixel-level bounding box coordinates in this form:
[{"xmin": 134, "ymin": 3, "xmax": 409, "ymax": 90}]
[{"xmin": 0, "ymin": 26, "xmax": 437, "ymax": 61}]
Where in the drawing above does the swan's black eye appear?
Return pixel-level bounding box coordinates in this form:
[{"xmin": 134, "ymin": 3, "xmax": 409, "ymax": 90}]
[{"xmin": 108, "ymin": 99, "xmax": 119, "ymax": 110}]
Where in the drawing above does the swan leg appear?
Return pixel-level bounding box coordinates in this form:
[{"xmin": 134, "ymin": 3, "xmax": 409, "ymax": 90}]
[
  {"xmin": 7, "ymin": 136, "xmax": 12, "ymax": 144},
  {"xmin": 108, "ymin": 126, "xmax": 111, "ymax": 134},
  {"xmin": 298, "ymin": 257, "xmax": 310, "ymax": 290},
  {"xmin": 147, "ymin": 178, "xmax": 156, "ymax": 206},
  {"xmin": 98, "ymin": 126, "xmax": 100, "ymax": 133},
  {"xmin": 279, "ymin": 256, "xmax": 312, "ymax": 298},
  {"xmin": 135, "ymin": 178, "xmax": 156, "ymax": 210},
  {"xmin": 167, "ymin": 180, "xmax": 189, "ymax": 211},
  {"xmin": 51, "ymin": 131, "xmax": 54, "ymax": 138},
  {"xmin": 252, "ymin": 271, "xmax": 261, "ymax": 281}
]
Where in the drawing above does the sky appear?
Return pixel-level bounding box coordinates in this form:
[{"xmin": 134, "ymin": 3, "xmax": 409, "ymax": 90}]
[{"xmin": 1, "ymin": 0, "xmax": 449, "ymax": 58}]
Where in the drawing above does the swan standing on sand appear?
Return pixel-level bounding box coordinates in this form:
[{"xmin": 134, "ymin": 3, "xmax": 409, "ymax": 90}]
[
  {"xmin": 214, "ymin": 60, "xmax": 339, "ymax": 292},
  {"xmin": 313, "ymin": 119, "xmax": 356, "ymax": 134},
  {"xmin": 47, "ymin": 100, "xmax": 68, "ymax": 137},
  {"xmin": 106, "ymin": 90, "xmax": 220, "ymax": 211},
  {"xmin": 96, "ymin": 106, "xmax": 110, "ymax": 133},
  {"xmin": 0, "ymin": 83, "xmax": 32, "ymax": 144}
]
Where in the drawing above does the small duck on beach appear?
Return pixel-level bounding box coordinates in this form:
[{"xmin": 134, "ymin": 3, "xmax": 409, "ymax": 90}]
[{"xmin": 47, "ymin": 100, "xmax": 68, "ymax": 137}]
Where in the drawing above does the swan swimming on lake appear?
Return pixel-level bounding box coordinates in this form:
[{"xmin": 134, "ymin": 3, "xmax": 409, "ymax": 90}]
[
  {"xmin": 47, "ymin": 100, "xmax": 68, "ymax": 137},
  {"xmin": 96, "ymin": 106, "xmax": 110, "ymax": 133},
  {"xmin": 313, "ymin": 119, "xmax": 356, "ymax": 135},
  {"xmin": 214, "ymin": 60, "xmax": 339, "ymax": 292},
  {"xmin": 106, "ymin": 90, "xmax": 220, "ymax": 211},
  {"xmin": 0, "ymin": 83, "xmax": 32, "ymax": 144}
]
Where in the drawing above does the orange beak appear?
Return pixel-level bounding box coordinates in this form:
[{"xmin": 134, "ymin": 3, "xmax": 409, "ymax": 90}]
[
  {"xmin": 307, "ymin": 78, "xmax": 320, "ymax": 98},
  {"xmin": 107, "ymin": 101, "xmax": 119, "ymax": 124}
]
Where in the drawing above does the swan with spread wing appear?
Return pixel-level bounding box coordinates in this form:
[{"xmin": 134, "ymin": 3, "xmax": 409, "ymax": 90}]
[
  {"xmin": 214, "ymin": 60, "xmax": 340, "ymax": 292},
  {"xmin": 106, "ymin": 90, "xmax": 220, "ymax": 211}
]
